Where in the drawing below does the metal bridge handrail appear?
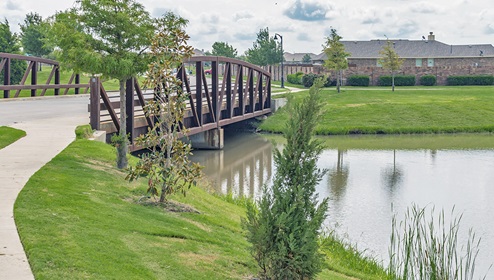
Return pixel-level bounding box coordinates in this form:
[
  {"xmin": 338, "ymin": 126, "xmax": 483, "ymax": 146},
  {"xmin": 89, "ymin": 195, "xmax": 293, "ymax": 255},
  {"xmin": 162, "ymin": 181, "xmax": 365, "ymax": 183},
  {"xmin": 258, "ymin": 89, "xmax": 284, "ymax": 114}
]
[
  {"xmin": 186, "ymin": 56, "xmax": 271, "ymax": 77},
  {"xmin": 0, "ymin": 52, "xmax": 59, "ymax": 66}
]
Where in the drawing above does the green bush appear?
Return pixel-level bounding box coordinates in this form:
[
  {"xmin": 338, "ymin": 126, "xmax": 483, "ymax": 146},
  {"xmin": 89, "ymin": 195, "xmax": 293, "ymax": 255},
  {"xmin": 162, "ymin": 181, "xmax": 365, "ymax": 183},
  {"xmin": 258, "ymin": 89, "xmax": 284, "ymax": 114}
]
[
  {"xmin": 75, "ymin": 125, "xmax": 93, "ymax": 139},
  {"xmin": 302, "ymin": 73, "xmax": 334, "ymax": 88},
  {"xmin": 244, "ymin": 80, "xmax": 328, "ymax": 279},
  {"xmin": 346, "ymin": 75, "xmax": 370, "ymax": 86},
  {"xmin": 379, "ymin": 75, "xmax": 416, "ymax": 86},
  {"xmin": 325, "ymin": 77, "xmax": 336, "ymax": 87},
  {"xmin": 419, "ymin": 75, "xmax": 436, "ymax": 86},
  {"xmin": 287, "ymin": 71, "xmax": 304, "ymax": 85},
  {"xmin": 302, "ymin": 73, "xmax": 318, "ymax": 88},
  {"xmin": 447, "ymin": 75, "xmax": 494, "ymax": 86}
]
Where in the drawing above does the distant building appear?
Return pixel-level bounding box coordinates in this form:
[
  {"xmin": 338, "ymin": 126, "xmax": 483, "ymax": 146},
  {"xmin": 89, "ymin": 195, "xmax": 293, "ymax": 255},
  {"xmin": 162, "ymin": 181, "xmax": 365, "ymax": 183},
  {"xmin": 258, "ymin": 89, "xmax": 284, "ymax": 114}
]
[
  {"xmin": 192, "ymin": 49, "xmax": 206, "ymax": 56},
  {"xmin": 284, "ymin": 52, "xmax": 316, "ymax": 64},
  {"xmin": 283, "ymin": 32, "xmax": 494, "ymax": 85}
]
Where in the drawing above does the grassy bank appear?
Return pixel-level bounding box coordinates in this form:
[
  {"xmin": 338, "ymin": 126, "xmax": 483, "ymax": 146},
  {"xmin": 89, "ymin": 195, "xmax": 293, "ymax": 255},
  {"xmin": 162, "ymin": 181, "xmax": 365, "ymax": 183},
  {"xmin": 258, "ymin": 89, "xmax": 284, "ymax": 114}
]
[
  {"xmin": 260, "ymin": 86, "xmax": 494, "ymax": 135},
  {"xmin": 263, "ymin": 133, "xmax": 494, "ymax": 151},
  {"xmin": 0, "ymin": 126, "xmax": 26, "ymax": 149},
  {"xmin": 14, "ymin": 134, "xmax": 387, "ymax": 279}
]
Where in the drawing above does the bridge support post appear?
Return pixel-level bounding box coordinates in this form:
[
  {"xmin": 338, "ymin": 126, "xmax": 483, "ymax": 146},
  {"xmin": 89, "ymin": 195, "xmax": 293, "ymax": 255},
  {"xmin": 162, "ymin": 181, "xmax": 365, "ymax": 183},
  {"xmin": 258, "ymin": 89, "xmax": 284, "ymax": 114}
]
[
  {"xmin": 188, "ymin": 128, "xmax": 224, "ymax": 150},
  {"xmin": 125, "ymin": 78, "xmax": 135, "ymax": 144},
  {"xmin": 89, "ymin": 77, "xmax": 101, "ymax": 130},
  {"xmin": 3, "ymin": 58, "xmax": 10, "ymax": 98}
]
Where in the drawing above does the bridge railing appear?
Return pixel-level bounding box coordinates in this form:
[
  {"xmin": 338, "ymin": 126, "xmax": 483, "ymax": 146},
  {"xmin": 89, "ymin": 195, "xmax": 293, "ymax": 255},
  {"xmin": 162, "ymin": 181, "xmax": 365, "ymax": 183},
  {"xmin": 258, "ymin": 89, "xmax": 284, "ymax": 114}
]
[
  {"xmin": 0, "ymin": 53, "xmax": 89, "ymax": 98},
  {"xmin": 89, "ymin": 56, "xmax": 272, "ymax": 149}
]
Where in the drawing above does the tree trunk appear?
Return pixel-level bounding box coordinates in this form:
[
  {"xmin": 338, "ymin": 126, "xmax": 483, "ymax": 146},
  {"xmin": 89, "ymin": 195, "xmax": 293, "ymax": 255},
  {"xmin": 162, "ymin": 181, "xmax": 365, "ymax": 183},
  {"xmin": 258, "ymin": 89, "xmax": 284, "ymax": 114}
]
[
  {"xmin": 160, "ymin": 96, "xmax": 173, "ymax": 203},
  {"xmin": 337, "ymin": 70, "xmax": 341, "ymax": 93},
  {"xmin": 117, "ymin": 79, "xmax": 128, "ymax": 169},
  {"xmin": 392, "ymin": 72, "xmax": 395, "ymax": 92}
]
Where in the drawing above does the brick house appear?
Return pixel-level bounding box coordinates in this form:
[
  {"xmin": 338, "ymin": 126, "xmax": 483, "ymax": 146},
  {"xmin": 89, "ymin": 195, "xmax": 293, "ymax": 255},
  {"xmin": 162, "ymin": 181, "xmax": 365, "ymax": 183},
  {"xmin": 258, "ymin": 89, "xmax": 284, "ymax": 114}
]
[{"xmin": 307, "ymin": 32, "xmax": 494, "ymax": 85}]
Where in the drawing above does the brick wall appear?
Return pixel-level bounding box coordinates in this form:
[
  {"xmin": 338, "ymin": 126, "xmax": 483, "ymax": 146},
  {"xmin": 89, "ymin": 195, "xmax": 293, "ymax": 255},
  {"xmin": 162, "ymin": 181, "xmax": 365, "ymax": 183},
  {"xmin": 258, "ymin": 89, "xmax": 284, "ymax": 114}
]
[{"xmin": 271, "ymin": 57, "xmax": 494, "ymax": 85}]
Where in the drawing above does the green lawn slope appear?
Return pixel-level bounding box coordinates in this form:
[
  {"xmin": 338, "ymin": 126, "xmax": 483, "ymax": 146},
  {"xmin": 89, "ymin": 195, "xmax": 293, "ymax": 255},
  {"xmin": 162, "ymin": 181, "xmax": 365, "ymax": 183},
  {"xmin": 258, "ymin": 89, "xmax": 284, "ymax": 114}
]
[{"xmin": 14, "ymin": 132, "xmax": 387, "ymax": 279}]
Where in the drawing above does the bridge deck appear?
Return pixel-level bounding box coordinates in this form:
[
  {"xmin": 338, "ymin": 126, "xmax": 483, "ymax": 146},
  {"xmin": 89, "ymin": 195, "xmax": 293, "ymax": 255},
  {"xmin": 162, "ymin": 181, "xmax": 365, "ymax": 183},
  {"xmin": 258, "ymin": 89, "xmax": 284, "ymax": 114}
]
[{"xmin": 89, "ymin": 56, "xmax": 272, "ymax": 150}]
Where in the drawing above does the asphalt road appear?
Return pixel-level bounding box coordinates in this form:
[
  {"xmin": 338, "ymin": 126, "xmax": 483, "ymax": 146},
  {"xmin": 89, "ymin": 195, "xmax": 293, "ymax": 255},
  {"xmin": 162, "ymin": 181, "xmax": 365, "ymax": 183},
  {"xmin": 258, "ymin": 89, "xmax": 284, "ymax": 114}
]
[{"xmin": 0, "ymin": 95, "xmax": 90, "ymax": 126}]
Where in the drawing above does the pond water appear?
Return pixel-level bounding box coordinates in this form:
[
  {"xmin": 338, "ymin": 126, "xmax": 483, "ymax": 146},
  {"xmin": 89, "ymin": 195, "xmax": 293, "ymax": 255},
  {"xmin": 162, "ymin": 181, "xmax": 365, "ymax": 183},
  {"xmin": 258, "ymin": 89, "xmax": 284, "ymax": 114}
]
[{"xmin": 190, "ymin": 131, "xmax": 494, "ymax": 277}]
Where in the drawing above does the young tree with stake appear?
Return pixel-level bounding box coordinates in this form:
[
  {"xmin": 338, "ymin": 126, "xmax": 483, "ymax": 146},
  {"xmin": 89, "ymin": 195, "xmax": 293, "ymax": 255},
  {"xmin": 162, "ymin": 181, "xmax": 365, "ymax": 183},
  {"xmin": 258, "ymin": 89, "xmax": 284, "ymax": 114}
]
[
  {"xmin": 378, "ymin": 40, "xmax": 404, "ymax": 92},
  {"xmin": 126, "ymin": 12, "xmax": 202, "ymax": 203},
  {"xmin": 323, "ymin": 28, "xmax": 349, "ymax": 93}
]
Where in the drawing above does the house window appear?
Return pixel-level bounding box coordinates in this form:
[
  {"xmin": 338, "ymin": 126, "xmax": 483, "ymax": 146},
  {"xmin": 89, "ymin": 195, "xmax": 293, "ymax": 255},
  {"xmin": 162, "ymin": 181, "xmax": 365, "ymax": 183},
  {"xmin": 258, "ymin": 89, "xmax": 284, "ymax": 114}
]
[
  {"xmin": 427, "ymin": 58, "xmax": 434, "ymax": 67},
  {"xmin": 416, "ymin": 58, "xmax": 422, "ymax": 67},
  {"xmin": 376, "ymin": 61, "xmax": 382, "ymax": 67}
]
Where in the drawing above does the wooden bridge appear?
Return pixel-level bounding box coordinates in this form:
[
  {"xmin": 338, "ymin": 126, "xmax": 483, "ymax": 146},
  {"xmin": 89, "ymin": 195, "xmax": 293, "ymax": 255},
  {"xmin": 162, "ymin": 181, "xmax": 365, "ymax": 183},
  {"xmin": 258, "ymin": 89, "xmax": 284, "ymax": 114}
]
[
  {"xmin": 0, "ymin": 53, "xmax": 88, "ymax": 98},
  {"xmin": 89, "ymin": 56, "xmax": 272, "ymax": 150},
  {"xmin": 1, "ymin": 54, "xmax": 272, "ymax": 150}
]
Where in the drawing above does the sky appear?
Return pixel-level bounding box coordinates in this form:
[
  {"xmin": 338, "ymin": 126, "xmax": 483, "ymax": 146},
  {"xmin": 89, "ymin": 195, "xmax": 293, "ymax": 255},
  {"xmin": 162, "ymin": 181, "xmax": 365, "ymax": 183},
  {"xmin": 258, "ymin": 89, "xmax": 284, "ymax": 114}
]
[{"xmin": 2, "ymin": 0, "xmax": 494, "ymax": 55}]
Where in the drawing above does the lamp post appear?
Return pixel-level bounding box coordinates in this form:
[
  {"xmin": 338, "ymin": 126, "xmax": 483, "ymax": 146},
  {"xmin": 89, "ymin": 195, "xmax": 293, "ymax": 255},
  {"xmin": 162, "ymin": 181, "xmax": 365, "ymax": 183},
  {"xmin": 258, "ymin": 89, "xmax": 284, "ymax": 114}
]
[{"xmin": 274, "ymin": 33, "xmax": 284, "ymax": 88}]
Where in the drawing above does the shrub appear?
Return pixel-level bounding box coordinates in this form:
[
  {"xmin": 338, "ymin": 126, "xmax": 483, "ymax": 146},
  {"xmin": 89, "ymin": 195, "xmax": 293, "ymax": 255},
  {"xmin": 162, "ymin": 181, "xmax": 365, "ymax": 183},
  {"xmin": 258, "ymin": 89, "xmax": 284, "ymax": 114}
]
[
  {"xmin": 419, "ymin": 75, "xmax": 436, "ymax": 86},
  {"xmin": 447, "ymin": 75, "xmax": 494, "ymax": 86},
  {"xmin": 244, "ymin": 79, "xmax": 329, "ymax": 279},
  {"xmin": 302, "ymin": 73, "xmax": 334, "ymax": 88},
  {"xmin": 75, "ymin": 125, "xmax": 93, "ymax": 139},
  {"xmin": 287, "ymin": 71, "xmax": 304, "ymax": 85},
  {"xmin": 301, "ymin": 73, "xmax": 318, "ymax": 88},
  {"xmin": 346, "ymin": 75, "xmax": 370, "ymax": 86},
  {"xmin": 286, "ymin": 73, "xmax": 298, "ymax": 84},
  {"xmin": 325, "ymin": 77, "xmax": 337, "ymax": 87},
  {"xmin": 379, "ymin": 75, "xmax": 416, "ymax": 86}
]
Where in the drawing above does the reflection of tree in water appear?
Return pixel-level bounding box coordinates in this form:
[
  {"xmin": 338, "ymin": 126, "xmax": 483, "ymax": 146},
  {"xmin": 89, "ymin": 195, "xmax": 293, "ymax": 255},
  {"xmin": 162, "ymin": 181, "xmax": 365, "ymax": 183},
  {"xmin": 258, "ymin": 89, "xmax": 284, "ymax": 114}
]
[
  {"xmin": 381, "ymin": 150, "xmax": 403, "ymax": 195},
  {"xmin": 328, "ymin": 149, "xmax": 349, "ymax": 201},
  {"xmin": 430, "ymin": 149, "xmax": 437, "ymax": 164}
]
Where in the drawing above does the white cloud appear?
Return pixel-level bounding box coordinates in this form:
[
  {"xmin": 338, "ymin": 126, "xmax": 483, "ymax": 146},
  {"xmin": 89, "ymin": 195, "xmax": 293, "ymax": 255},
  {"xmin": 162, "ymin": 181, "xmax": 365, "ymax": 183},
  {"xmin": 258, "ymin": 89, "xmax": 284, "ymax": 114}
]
[
  {"xmin": 284, "ymin": 0, "xmax": 333, "ymax": 21},
  {"xmin": 233, "ymin": 11, "xmax": 253, "ymax": 21},
  {"xmin": 6, "ymin": 0, "xmax": 21, "ymax": 11},
  {"xmin": 1, "ymin": 0, "xmax": 493, "ymax": 54},
  {"xmin": 409, "ymin": 2, "xmax": 442, "ymax": 14}
]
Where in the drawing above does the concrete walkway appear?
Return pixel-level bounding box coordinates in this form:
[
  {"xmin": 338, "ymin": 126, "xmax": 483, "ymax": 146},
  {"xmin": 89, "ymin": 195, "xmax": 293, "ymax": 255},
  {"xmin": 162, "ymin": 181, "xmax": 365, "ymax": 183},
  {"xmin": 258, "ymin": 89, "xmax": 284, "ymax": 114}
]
[{"xmin": 0, "ymin": 95, "xmax": 89, "ymax": 279}]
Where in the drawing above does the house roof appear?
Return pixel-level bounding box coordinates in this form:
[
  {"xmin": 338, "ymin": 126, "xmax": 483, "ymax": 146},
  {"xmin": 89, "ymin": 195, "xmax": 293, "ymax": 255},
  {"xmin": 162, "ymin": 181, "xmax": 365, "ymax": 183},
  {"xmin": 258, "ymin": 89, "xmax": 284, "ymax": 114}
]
[
  {"xmin": 284, "ymin": 52, "xmax": 317, "ymax": 62},
  {"xmin": 192, "ymin": 48, "xmax": 206, "ymax": 56},
  {"xmin": 313, "ymin": 39, "xmax": 494, "ymax": 60}
]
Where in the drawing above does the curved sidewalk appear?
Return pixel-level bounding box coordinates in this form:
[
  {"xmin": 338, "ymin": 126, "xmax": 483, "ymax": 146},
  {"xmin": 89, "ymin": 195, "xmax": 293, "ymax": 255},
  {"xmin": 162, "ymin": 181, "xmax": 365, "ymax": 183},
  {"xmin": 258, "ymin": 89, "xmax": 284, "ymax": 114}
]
[{"xmin": 0, "ymin": 96, "xmax": 89, "ymax": 279}]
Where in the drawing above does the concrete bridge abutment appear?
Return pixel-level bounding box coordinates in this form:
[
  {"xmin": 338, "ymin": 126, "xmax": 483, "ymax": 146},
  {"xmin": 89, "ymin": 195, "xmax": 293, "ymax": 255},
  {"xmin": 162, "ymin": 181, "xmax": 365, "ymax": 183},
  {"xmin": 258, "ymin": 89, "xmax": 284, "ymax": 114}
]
[{"xmin": 188, "ymin": 128, "xmax": 224, "ymax": 150}]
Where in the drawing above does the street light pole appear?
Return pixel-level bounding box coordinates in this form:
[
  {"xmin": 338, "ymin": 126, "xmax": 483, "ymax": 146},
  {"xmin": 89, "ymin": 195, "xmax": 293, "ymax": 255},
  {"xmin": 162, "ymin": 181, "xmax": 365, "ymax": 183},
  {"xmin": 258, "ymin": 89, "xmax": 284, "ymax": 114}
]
[{"xmin": 275, "ymin": 33, "xmax": 284, "ymax": 88}]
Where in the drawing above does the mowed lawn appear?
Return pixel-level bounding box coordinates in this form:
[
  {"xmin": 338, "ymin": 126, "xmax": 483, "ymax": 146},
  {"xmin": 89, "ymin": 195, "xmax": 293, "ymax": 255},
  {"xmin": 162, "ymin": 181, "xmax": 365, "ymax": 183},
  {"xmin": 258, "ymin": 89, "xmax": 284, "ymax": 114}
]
[
  {"xmin": 14, "ymin": 132, "xmax": 384, "ymax": 279},
  {"xmin": 260, "ymin": 86, "xmax": 494, "ymax": 135},
  {"xmin": 0, "ymin": 126, "xmax": 26, "ymax": 149}
]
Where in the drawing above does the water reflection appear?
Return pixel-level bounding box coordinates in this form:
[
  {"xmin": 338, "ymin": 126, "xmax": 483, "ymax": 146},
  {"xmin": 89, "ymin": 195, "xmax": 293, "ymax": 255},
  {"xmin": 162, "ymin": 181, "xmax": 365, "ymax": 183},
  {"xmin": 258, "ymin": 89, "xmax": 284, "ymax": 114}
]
[
  {"xmin": 381, "ymin": 150, "xmax": 404, "ymax": 197},
  {"xmin": 191, "ymin": 132, "xmax": 494, "ymax": 277},
  {"xmin": 191, "ymin": 132, "xmax": 273, "ymax": 197},
  {"xmin": 328, "ymin": 149, "xmax": 349, "ymax": 202}
]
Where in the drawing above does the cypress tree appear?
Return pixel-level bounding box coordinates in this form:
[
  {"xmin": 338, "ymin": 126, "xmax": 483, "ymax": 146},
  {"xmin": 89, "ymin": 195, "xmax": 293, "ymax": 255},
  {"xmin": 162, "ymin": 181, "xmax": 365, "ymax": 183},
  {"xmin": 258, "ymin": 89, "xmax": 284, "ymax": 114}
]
[{"xmin": 244, "ymin": 78, "xmax": 329, "ymax": 279}]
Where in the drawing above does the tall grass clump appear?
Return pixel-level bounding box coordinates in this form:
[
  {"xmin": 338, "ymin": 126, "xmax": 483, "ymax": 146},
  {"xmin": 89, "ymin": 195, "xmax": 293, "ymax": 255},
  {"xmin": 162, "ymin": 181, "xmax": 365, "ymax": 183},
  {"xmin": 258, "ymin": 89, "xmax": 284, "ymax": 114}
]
[{"xmin": 388, "ymin": 204, "xmax": 486, "ymax": 280}]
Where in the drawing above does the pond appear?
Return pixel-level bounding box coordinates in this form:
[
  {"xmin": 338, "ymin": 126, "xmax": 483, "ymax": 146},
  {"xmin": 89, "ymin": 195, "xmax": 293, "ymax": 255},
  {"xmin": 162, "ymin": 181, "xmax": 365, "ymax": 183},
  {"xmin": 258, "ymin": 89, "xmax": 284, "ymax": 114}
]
[{"xmin": 190, "ymin": 131, "xmax": 494, "ymax": 277}]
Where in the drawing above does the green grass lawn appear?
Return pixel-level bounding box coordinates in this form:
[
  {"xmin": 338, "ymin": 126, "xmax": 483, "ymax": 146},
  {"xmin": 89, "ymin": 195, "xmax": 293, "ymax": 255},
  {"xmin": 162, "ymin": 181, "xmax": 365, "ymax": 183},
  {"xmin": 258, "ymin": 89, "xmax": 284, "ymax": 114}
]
[
  {"xmin": 260, "ymin": 86, "xmax": 494, "ymax": 135},
  {"xmin": 14, "ymin": 128, "xmax": 387, "ymax": 279},
  {"xmin": 0, "ymin": 126, "xmax": 26, "ymax": 149}
]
